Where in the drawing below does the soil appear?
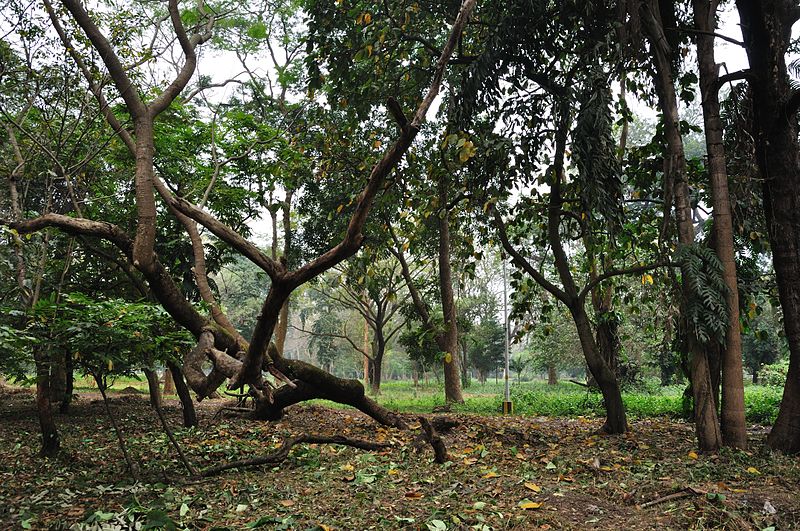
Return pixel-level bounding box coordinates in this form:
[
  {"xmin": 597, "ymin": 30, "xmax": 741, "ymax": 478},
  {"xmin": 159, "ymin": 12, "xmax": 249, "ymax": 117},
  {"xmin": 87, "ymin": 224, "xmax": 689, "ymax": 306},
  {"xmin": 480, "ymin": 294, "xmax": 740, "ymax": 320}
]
[{"xmin": 0, "ymin": 386, "xmax": 798, "ymax": 530}]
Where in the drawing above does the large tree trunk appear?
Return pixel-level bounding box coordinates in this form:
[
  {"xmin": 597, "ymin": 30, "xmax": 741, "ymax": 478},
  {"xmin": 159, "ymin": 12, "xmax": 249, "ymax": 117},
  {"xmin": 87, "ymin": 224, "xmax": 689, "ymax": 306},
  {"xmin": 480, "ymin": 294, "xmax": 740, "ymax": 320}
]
[
  {"xmin": 643, "ymin": 0, "xmax": 722, "ymax": 452},
  {"xmin": 694, "ymin": 0, "xmax": 747, "ymax": 449},
  {"xmin": 438, "ymin": 178, "xmax": 464, "ymax": 403},
  {"xmin": 33, "ymin": 349, "xmax": 60, "ymax": 457},
  {"xmin": 737, "ymin": 0, "xmax": 800, "ymax": 454}
]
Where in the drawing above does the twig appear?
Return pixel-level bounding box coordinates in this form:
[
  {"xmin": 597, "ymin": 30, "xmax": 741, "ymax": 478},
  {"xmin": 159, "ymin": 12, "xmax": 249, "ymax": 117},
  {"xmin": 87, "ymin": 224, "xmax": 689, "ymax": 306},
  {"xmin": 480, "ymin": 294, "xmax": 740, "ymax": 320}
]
[
  {"xmin": 419, "ymin": 416, "xmax": 449, "ymax": 464},
  {"xmin": 152, "ymin": 399, "xmax": 198, "ymax": 476},
  {"xmin": 641, "ymin": 487, "xmax": 706, "ymax": 508},
  {"xmin": 199, "ymin": 434, "xmax": 389, "ymax": 476},
  {"xmin": 95, "ymin": 376, "xmax": 139, "ymax": 481}
]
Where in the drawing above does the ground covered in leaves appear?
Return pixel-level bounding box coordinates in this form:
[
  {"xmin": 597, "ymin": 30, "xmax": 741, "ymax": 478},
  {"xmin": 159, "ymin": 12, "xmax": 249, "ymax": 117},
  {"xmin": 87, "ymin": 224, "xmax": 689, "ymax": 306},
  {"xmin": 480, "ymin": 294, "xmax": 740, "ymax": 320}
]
[{"xmin": 1, "ymin": 386, "xmax": 798, "ymax": 530}]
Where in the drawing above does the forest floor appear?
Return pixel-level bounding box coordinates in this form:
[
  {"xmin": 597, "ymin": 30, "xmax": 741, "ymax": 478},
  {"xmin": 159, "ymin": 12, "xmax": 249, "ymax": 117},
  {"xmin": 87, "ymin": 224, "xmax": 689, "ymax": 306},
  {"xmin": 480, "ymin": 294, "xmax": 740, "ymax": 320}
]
[{"xmin": 0, "ymin": 385, "xmax": 798, "ymax": 530}]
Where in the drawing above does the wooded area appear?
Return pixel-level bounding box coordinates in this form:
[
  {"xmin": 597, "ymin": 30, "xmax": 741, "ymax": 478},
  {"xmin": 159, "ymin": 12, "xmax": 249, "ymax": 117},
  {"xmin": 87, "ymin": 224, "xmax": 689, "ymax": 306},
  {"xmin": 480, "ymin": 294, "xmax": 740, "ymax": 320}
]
[{"xmin": 1, "ymin": 0, "xmax": 799, "ymax": 528}]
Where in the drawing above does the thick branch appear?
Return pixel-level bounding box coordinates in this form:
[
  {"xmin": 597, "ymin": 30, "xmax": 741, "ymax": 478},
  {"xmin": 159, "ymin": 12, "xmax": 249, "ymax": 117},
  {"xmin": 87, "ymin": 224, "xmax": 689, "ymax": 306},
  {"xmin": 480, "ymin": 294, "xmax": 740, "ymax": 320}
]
[
  {"xmin": 61, "ymin": 0, "xmax": 146, "ymax": 119},
  {"xmin": 149, "ymin": 0, "xmax": 213, "ymax": 117}
]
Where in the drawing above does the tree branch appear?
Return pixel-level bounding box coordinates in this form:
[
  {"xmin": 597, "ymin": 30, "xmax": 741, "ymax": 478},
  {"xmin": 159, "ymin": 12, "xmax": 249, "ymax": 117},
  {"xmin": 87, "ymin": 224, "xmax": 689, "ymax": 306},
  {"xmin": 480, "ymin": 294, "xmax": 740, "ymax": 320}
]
[{"xmin": 492, "ymin": 210, "xmax": 571, "ymax": 305}]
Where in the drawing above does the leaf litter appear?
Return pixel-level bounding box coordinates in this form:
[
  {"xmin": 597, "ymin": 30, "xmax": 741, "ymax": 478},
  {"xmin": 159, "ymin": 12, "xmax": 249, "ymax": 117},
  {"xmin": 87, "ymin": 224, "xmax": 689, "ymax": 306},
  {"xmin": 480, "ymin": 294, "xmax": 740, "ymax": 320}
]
[{"xmin": 0, "ymin": 388, "xmax": 798, "ymax": 530}]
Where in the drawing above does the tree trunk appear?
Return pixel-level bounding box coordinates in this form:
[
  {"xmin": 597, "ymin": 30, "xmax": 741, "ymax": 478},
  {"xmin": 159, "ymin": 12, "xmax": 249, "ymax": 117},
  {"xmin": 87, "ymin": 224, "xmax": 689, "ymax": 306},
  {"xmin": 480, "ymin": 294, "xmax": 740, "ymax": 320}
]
[
  {"xmin": 571, "ymin": 305, "xmax": 627, "ymax": 433},
  {"xmin": 33, "ymin": 348, "xmax": 60, "ymax": 457},
  {"xmin": 694, "ymin": 0, "xmax": 747, "ymax": 449},
  {"xmin": 752, "ymin": 371, "xmax": 758, "ymax": 385},
  {"xmin": 49, "ymin": 350, "xmax": 68, "ymax": 403},
  {"xmin": 162, "ymin": 368, "xmax": 175, "ymax": 395},
  {"xmin": 547, "ymin": 364, "xmax": 558, "ymax": 385},
  {"xmin": 59, "ymin": 350, "xmax": 74, "ymax": 414},
  {"xmin": 144, "ymin": 368, "xmax": 162, "ymax": 409},
  {"xmin": 438, "ymin": 178, "xmax": 464, "ymax": 403},
  {"xmin": 274, "ymin": 190, "xmax": 293, "ymax": 355},
  {"xmin": 736, "ymin": 0, "xmax": 800, "ymax": 453},
  {"xmin": 642, "ymin": 0, "xmax": 722, "ymax": 451},
  {"xmin": 370, "ymin": 334, "xmax": 385, "ymax": 395},
  {"xmin": 167, "ymin": 361, "xmax": 197, "ymax": 428}
]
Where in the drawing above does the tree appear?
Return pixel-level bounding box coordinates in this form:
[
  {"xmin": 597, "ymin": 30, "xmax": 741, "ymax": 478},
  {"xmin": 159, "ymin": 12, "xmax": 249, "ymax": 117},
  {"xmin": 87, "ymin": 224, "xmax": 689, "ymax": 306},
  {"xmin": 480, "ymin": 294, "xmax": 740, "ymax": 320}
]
[
  {"xmin": 736, "ymin": 0, "xmax": 800, "ymax": 454},
  {"xmin": 2, "ymin": 0, "xmax": 478, "ymax": 441},
  {"xmin": 467, "ymin": 318, "xmax": 505, "ymax": 384},
  {"xmin": 692, "ymin": 0, "xmax": 747, "ymax": 449},
  {"xmin": 639, "ymin": 0, "xmax": 724, "ymax": 451}
]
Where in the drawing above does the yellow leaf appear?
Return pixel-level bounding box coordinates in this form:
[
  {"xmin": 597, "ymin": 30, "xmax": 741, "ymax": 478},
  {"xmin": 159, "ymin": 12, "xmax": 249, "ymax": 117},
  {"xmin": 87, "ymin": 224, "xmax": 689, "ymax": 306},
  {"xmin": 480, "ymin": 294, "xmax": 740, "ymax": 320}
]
[
  {"xmin": 482, "ymin": 471, "xmax": 500, "ymax": 478},
  {"xmin": 372, "ymin": 139, "xmax": 381, "ymax": 148},
  {"xmin": 688, "ymin": 451, "xmax": 699, "ymax": 460},
  {"xmin": 107, "ymin": 360, "xmax": 113, "ymax": 371},
  {"xmin": 340, "ymin": 463, "xmax": 354, "ymax": 471},
  {"xmin": 518, "ymin": 500, "xmax": 543, "ymax": 510},
  {"xmin": 388, "ymin": 468, "xmax": 399, "ymax": 475},
  {"xmin": 444, "ymin": 351, "xmax": 453, "ymax": 363},
  {"xmin": 366, "ymin": 44, "xmax": 373, "ymax": 57},
  {"xmin": 746, "ymin": 467, "xmax": 760, "ymax": 475},
  {"xmin": 336, "ymin": 204, "xmax": 344, "ymax": 213},
  {"xmin": 524, "ymin": 482, "xmax": 542, "ymax": 493},
  {"xmin": 279, "ymin": 500, "xmax": 295, "ymax": 507},
  {"xmin": 641, "ymin": 274, "xmax": 654, "ymax": 285},
  {"xmin": 363, "ymin": 12, "xmax": 372, "ymax": 24}
]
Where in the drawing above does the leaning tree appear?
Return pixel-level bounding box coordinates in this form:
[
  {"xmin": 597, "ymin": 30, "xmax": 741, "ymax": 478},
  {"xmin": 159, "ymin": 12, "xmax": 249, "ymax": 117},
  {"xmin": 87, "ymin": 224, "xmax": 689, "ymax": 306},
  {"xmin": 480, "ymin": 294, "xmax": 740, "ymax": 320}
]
[{"xmin": 2, "ymin": 0, "xmax": 480, "ymax": 451}]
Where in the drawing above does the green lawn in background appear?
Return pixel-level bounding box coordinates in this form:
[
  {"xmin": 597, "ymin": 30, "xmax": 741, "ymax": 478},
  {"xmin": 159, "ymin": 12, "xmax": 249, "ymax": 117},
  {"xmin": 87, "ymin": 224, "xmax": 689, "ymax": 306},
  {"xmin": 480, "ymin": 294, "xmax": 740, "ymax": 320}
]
[{"xmin": 72, "ymin": 376, "xmax": 783, "ymax": 424}]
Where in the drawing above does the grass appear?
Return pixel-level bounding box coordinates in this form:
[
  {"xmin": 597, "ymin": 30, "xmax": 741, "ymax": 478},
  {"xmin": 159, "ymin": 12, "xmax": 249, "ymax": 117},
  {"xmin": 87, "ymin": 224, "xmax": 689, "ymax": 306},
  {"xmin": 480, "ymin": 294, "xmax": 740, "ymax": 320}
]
[{"xmin": 75, "ymin": 375, "xmax": 784, "ymax": 424}]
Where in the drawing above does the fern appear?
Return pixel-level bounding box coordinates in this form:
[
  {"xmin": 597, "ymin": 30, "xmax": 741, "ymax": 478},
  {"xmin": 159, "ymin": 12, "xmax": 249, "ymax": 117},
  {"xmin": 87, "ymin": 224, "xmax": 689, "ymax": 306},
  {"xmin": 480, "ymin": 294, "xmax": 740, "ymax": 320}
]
[{"xmin": 675, "ymin": 244, "xmax": 729, "ymax": 344}]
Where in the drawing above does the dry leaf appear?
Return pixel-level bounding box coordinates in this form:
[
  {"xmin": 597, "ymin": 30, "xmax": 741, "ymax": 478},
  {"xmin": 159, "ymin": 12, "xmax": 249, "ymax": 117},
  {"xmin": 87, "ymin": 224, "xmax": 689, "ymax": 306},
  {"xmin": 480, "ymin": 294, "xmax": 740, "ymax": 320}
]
[
  {"xmin": 524, "ymin": 482, "xmax": 542, "ymax": 493},
  {"xmin": 518, "ymin": 499, "xmax": 543, "ymax": 510}
]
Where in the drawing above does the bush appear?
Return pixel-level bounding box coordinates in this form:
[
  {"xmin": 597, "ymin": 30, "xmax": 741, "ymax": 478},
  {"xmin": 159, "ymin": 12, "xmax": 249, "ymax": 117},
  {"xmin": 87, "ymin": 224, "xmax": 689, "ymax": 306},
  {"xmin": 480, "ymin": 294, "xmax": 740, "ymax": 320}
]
[{"xmin": 760, "ymin": 360, "xmax": 789, "ymax": 387}]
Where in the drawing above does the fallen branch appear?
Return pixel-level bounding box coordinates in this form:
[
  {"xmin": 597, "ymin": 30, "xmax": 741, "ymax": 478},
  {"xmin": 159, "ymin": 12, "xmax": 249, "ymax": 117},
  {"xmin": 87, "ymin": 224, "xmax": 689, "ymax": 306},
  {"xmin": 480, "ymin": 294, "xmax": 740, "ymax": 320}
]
[
  {"xmin": 419, "ymin": 416, "xmax": 449, "ymax": 464},
  {"xmin": 199, "ymin": 434, "xmax": 390, "ymax": 477},
  {"xmin": 641, "ymin": 486, "xmax": 706, "ymax": 508}
]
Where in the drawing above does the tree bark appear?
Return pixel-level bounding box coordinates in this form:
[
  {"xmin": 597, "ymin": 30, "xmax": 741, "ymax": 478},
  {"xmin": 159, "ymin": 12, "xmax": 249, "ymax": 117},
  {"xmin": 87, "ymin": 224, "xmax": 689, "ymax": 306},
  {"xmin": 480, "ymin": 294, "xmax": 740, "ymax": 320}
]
[
  {"xmin": 438, "ymin": 177, "xmax": 464, "ymax": 403},
  {"xmin": 59, "ymin": 350, "xmax": 74, "ymax": 414},
  {"xmin": 693, "ymin": 0, "xmax": 747, "ymax": 449},
  {"xmin": 547, "ymin": 364, "xmax": 558, "ymax": 385},
  {"xmin": 642, "ymin": 0, "xmax": 722, "ymax": 452},
  {"xmin": 167, "ymin": 361, "xmax": 198, "ymax": 428},
  {"xmin": 144, "ymin": 368, "xmax": 162, "ymax": 409},
  {"xmin": 370, "ymin": 332, "xmax": 385, "ymax": 395},
  {"xmin": 737, "ymin": 0, "xmax": 800, "ymax": 453},
  {"xmin": 34, "ymin": 348, "xmax": 60, "ymax": 457},
  {"xmin": 162, "ymin": 368, "xmax": 176, "ymax": 395}
]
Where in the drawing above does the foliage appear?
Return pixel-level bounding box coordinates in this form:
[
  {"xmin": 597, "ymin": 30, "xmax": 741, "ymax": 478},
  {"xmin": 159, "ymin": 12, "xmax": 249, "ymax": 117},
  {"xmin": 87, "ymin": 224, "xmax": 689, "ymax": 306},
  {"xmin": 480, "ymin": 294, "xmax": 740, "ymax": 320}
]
[
  {"xmin": 28, "ymin": 293, "xmax": 194, "ymax": 387},
  {"xmin": 760, "ymin": 360, "xmax": 789, "ymax": 388},
  {"xmin": 675, "ymin": 244, "xmax": 729, "ymax": 344},
  {"xmin": 466, "ymin": 318, "xmax": 506, "ymax": 380}
]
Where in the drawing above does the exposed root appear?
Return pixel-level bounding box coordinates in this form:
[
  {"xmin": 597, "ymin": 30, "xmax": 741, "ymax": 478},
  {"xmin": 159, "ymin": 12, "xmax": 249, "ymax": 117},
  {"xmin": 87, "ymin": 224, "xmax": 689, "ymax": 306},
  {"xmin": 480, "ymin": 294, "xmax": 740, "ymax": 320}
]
[{"xmin": 419, "ymin": 416, "xmax": 450, "ymax": 464}]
